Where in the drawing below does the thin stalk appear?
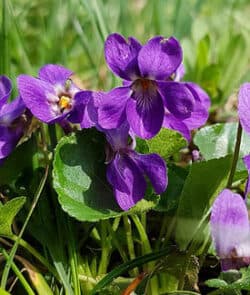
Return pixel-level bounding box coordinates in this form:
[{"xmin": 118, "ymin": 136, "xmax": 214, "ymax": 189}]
[
  {"xmin": 7, "ymin": 236, "xmax": 58, "ymax": 280},
  {"xmin": 1, "ymin": 166, "xmax": 49, "ymax": 289},
  {"xmin": 131, "ymin": 215, "xmax": 159, "ymax": 294},
  {"xmin": 140, "ymin": 213, "xmax": 147, "ymax": 230},
  {"xmin": 67, "ymin": 219, "xmax": 81, "ymax": 295},
  {"xmin": 106, "ymin": 222, "xmax": 128, "ymax": 263},
  {"xmin": 112, "ymin": 216, "xmax": 120, "ymax": 232},
  {"xmin": 97, "ymin": 221, "xmax": 110, "ymax": 275},
  {"xmin": 0, "ymin": 248, "xmax": 35, "ymax": 295},
  {"xmin": 227, "ymin": 122, "xmax": 242, "ymax": 188},
  {"xmin": 48, "ymin": 124, "xmax": 57, "ymax": 151},
  {"xmin": 123, "ymin": 216, "xmax": 138, "ymax": 276}
]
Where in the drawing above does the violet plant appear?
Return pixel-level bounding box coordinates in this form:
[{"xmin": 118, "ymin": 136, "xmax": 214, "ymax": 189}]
[{"xmin": 2, "ymin": 3, "xmax": 250, "ymax": 294}]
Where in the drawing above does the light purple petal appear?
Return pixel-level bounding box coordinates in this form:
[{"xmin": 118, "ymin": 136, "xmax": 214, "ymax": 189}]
[
  {"xmin": 0, "ymin": 96, "xmax": 25, "ymax": 125},
  {"xmin": 104, "ymin": 33, "xmax": 141, "ymax": 80},
  {"xmin": 138, "ymin": 36, "xmax": 182, "ymax": 80},
  {"xmin": 238, "ymin": 83, "xmax": 250, "ymax": 135},
  {"xmin": 18, "ymin": 74, "xmax": 64, "ymax": 123},
  {"xmin": 0, "ymin": 75, "xmax": 12, "ymax": 108},
  {"xmin": 126, "ymin": 91, "xmax": 164, "ymax": 139},
  {"xmin": 132, "ymin": 152, "xmax": 167, "ymax": 194},
  {"xmin": 158, "ymin": 81, "xmax": 194, "ymax": 119},
  {"xmin": 38, "ymin": 64, "xmax": 73, "ymax": 84},
  {"xmin": 107, "ymin": 154, "xmax": 146, "ymax": 210},
  {"xmin": 244, "ymin": 154, "xmax": 250, "ymax": 198},
  {"xmin": 163, "ymin": 113, "xmax": 191, "ymax": 141},
  {"xmin": 174, "ymin": 63, "xmax": 185, "ymax": 82},
  {"xmin": 210, "ymin": 189, "xmax": 250, "ymax": 269},
  {"xmin": 97, "ymin": 87, "xmax": 130, "ymax": 129}
]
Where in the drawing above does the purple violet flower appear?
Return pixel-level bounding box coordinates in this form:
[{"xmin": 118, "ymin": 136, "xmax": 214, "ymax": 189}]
[
  {"xmin": 104, "ymin": 123, "xmax": 167, "ymax": 210},
  {"xmin": 210, "ymin": 189, "xmax": 250, "ymax": 271},
  {"xmin": 97, "ymin": 33, "xmax": 210, "ymax": 140},
  {"xmin": 17, "ymin": 64, "xmax": 89, "ymax": 125},
  {"xmin": 0, "ymin": 75, "xmax": 28, "ymax": 163}
]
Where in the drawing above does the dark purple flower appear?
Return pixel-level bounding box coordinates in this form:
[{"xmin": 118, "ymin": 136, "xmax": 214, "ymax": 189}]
[
  {"xmin": 104, "ymin": 123, "xmax": 167, "ymax": 210},
  {"xmin": 0, "ymin": 76, "xmax": 27, "ymax": 163},
  {"xmin": 98, "ymin": 33, "xmax": 210, "ymax": 140},
  {"xmin": 17, "ymin": 64, "xmax": 89, "ymax": 125},
  {"xmin": 210, "ymin": 189, "xmax": 250, "ymax": 271}
]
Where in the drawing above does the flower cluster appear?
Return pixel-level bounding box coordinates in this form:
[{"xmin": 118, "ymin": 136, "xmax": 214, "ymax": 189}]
[{"xmin": 1, "ymin": 33, "xmax": 210, "ymax": 210}]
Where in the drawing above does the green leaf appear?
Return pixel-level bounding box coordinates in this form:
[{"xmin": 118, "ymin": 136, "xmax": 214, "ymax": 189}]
[
  {"xmin": 206, "ymin": 268, "xmax": 250, "ymax": 291},
  {"xmin": 231, "ymin": 267, "xmax": 250, "ymax": 291},
  {"xmin": 0, "ymin": 197, "xmax": 26, "ymax": 237},
  {"xmin": 194, "ymin": 123, "xmax": 250, "ymax": 177},
  {"xmin": 0, "ymin": 137, "xmax": 37, "ymax": 185},
  {"xmin": 175, "ymin": 156, "xmax": 232, "ymax": 250},
  {"xmin": 200, "ymin": 64, "xmax": 221, "ymax": 101},
  {"xmin": 155, "ymin": 164, "xmax": 188, "ymax": 212},
  {"xmin": 205, "ymin": 278, "xmax": 228, "ymax": 288},
  {"xmin": 147, "ymin": 128, "xmax": 187, "ymax": 161},
  {"xmin": 53, "ymin": 130, "xmax": 158, "ymax": 222}
]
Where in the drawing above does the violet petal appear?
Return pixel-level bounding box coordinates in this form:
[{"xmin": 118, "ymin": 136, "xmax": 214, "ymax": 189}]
[
  {"xmin": 210, "ymin": 189, "xmax": 250, "ymax": 270},
  {"xmin": 0, "ymin": 75, "xmax": 12, "ymax": 108},
  {"xmin": 17, "ymin": 74, "xmax": 62, "ymax": 123},
  {"xmin": 0, "ymin": 126, "xmax": 22, "ymax": 160},
  {"xmin": 38, "ymin": 64, "xmax": 73, "ymax": 84},
  {"xmin": 97, "ymin": 87, "xmax": 130, "ymax": 129},
  {"xmin": 238, "ymin": 83, "xmax": 250, "ymax": 135},
  {"xmin": 104, "ymin": 33, "xmax": 141, "ymax": 80},
  {"xmin": 0, "ymin": 96, "xmax": 25, "ymax": 126},
  {"xmin": 132, "ymin": 151, "xmax": 167, "ymax": 194},
  {"xmin": 104, "ymin": 122, "xmax": 130, "ymax": 151},
  {"xmin": 138, "ymin": 36, "xmax": 182, "ymax": 80},
  {"xmin": 163, "ymin": 113, "xmax": 191, "ymax": 141},
  {"xmin": 126, "ymin": 91, "xmax": 164, "ymax": 139},
  {"xmin": 107, "ymin": 154, "xmax": 147, "ymax": 210},
  {"xmin": 158, "ymin": 81, "xmax": 194, "ymax": 119},
  {"xmin": 243, "ymin": 154, "xmax": 250, "ymax": 198}
]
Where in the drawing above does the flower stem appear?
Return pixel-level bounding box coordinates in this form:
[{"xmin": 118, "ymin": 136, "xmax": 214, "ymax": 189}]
[
  {"xmin": 8, "ymin": 236, "xmax": 59, "ymax": 280},
  {"xmin": 97, "ymin": 220, "xmax": 110, "ymax": 275},
  {"xmin": 67, "ymin": 218, "xmax": 81, "ymax": 295},
  {"xmin": 227, "ymin": 122, "xmax": 242, "ymax": 188},
  {"xmin": 131, "ymin": 215, "xmax": 159, "ymax": 295},
  {"xmin": 123, "ymin": 216, "xmax": 138, "ymax": 276},
  {"xmin": 0, "ymin": 248, "xmax": 35, "ymax": 295},
  {"xmin": 48, "ymin": 124, "xmax": 57, "ymax": 150}
]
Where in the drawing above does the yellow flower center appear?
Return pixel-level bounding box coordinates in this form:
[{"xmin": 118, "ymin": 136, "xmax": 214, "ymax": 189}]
[{"xmin": 59, "ymin": 95, "xmax": 72, "ymax": 110}]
